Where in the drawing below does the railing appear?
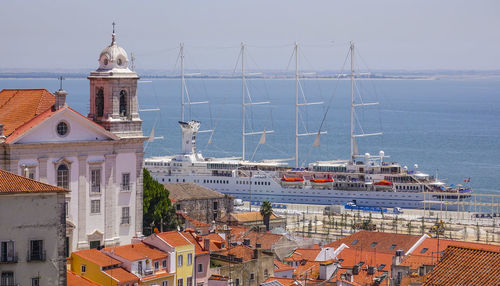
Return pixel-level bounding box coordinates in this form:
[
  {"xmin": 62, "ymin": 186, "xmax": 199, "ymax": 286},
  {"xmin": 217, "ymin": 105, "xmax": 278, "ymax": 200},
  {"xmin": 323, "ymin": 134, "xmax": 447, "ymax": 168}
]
[
  {"xmin": 143, "ymin": 268, "xmax": 154, "ymax": 276},
  {"xmin": 27, "ymin": 250, "xmax": 46, "ymax": 262},
  {"xmin": 121, "ymin": 184, "xmax": 130, "ymax": 191},
  {"xmin": 0, "ymin": 253, "xmax": 18, "ymax": 263},
  {"xmin": 91, "ymin": 185, "xmax": 101, "ymax": 193},
  {"xmin": 0, "ymin": 283, "xmax": 20, "ymax": 286},
  {"xmin": 121, "ymin": 216, "xmax": 130, "ymax": 225}
]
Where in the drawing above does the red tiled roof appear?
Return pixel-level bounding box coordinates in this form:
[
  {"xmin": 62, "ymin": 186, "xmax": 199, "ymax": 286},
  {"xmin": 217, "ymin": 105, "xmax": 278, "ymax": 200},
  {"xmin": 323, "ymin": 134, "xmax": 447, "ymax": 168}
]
[
  {"xmin": 182, "ymin": 231, "xmax": 209, "ymax": 255},
  {"xmin": 203, "ymin": 233, "xmax": 227, "ymax": 251},
  {"xmin": 326, "ymin": 230, "xmax": 421, "ymax": 255},
  {"xmin": 0, "ymin": 169, "xmax": 67, "ymax": 193},
  {"xmin": 411, "ymin": 237, "xmax": 500, "ymax": 257},
  {"xmin": 140, "ymin": 270, "xmax": 175, "ymax": 282},
  {"xmin": 67, "ymin": 270, "xmax": 101, "ymax": 286},
  {"xmin": 72, "ymin": 249, "xmax": 121, "ymax": 267},
  {"xmin": 157, "ymin": 231, "xmax": 193, "ymax": 247},
  {"xmin": 331, "ymin": 268, "xmax": 389, "ymax": 286},
  {"xmin": 242, "ymin": 232, "xmax": 283, "ymax": 250},
  {"xmin": 209, "ymin": 275, "xmax": 230, "ymax": 281},
  {"xmin": 294, "ymin": 260, "xmax": 320, "ymax": 279},
  {"xmin": 400, "ymin": 254, "xmax": 435, "ymax": 268},
  {"xmin": 103, "ymin": 267, "xmax": 140, "ymax": 283},
  {"xmin": 178, "ymin": 212, "xmax": 210, "ymax": 227},
  {"xmin": 228, "ymin": 211, "xmax": 279, "ymax": 223},
  {"xmin": 284, "ymin": 248, "xmax": 321, "ymax": 262},
  {"xmin": 422, "ymin": 246, "xmax": 500, "ymax": 286},
  {"xmin": 274, "ymin": 259, "xmax": 295, "ymax": 272},
  {"xmin": 0, "ymin": 89, "xmax": 54, "ymax": 137},
  {"xmin": 335, "ymin": 247, "xmax": 393, "ymax": 272},
  {"xmin": 103, "ymin": 242, "xmax": 168, "ymax": 262},
  {"xmin": 215, "ymin": 245, "xmax": 257, "ymax": 262}
]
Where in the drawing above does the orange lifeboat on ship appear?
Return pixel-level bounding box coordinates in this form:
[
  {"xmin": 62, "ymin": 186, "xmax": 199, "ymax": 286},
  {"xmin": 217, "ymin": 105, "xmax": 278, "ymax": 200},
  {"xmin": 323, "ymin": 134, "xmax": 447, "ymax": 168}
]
[
  {"xmin": 280, "ymin": 175, "xmax": 305, "ymax": 188},
  {"xmin": 374, "ymin": 180, "xmax": 392, "ymax": 186},
  {"xmin": 310, "ymin": 175, "xmax": 334, "ymax": 189}
]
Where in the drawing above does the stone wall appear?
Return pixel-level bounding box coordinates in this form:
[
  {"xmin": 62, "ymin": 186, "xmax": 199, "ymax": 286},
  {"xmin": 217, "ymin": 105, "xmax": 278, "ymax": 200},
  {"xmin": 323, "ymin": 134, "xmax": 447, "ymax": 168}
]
[{"xmin": 177, "ymin": 195, "xmax": 234, "ymax": 224}]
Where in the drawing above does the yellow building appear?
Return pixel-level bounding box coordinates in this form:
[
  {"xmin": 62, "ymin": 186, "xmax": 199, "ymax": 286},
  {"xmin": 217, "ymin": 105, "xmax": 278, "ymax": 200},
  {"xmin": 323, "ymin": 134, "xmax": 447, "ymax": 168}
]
[
  {"xmin": 70, "ymin": 249, "xmax": 139, "ymax": 286},
  {"xmin": 143, "ymin": 231, "xmax": 195, "ymax": 286}
]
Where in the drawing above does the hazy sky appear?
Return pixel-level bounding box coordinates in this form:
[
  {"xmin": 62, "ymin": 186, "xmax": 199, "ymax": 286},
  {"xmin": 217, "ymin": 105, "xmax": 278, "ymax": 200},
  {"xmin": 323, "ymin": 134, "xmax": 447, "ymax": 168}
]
[{"xmin": 0, "ymin": 0, "xmax": 499, "ymax": 71}]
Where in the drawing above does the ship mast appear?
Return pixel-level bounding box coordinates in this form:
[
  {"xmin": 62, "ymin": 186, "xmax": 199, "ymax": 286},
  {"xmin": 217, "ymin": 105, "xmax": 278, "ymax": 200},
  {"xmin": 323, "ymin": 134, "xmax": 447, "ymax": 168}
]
[
  {"xmin": 240, "ymin": 43, "xmax": 274, "ymax": 161},
  {"xmin": 349, "ymin": 41, "xmax": 382, "ymax": 162},
  {"xmin": 294, "ymin": 42, "xmax": 326, "ymax": 167},
  {"xmin": 181, "ymin": 43, "xmax": 185, "ymax": 122}
]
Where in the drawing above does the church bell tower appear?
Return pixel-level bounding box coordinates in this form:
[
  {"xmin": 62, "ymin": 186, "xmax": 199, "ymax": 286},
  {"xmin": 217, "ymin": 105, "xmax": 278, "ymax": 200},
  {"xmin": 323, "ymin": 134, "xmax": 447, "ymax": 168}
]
[{"xmin": 88, "ymin": 24, "xmax": 143, "ymax": 138}]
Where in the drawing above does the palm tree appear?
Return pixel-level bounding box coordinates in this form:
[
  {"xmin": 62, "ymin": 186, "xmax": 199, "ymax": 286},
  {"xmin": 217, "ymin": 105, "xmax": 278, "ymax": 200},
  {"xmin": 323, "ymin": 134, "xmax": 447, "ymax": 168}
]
[{"xmin": 260, "ymin": 201, "xmax": 273, "ymax": 231}]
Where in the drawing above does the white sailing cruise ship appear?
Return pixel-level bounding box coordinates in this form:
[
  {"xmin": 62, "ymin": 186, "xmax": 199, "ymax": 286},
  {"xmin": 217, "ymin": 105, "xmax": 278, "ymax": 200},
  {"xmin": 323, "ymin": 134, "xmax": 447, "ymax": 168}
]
[{"xmin": 145, "ymin": 42, "xmax": 472, "ymax": 210}]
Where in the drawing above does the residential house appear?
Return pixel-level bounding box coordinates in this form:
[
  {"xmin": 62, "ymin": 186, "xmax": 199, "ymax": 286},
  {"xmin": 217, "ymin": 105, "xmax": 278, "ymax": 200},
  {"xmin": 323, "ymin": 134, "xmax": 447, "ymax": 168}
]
[
  {"xmin": 0, "ymin": 169, "xmax": 67, "ymax": 285},
  {"xmin": 165, "ymin": 182, "xmax": 234, "ymax": 224},
  {"xmin": 0, "ymin": 28, "xmax": 146, "ymax": 252},
  {"xmin": 143, "ymin": 231, "xmax": 196, "ymax": 286},
  {"xmin": 182, "ymin": 230, "xmax": 211, "ymax": 286},
  {"xmin": 67, "ymin": 270, "xmax": 101, "ymax": 286},
  {"xmin": 211, "ymin": 244, "xmax": 274, "ymax": 286},
  {"xmin": 102, "ymin": 242, "xmax": 175, "ymax": 285},
  {"xmin": 70, "ymin": 248, "xmax": 139, "ymax": 286}
]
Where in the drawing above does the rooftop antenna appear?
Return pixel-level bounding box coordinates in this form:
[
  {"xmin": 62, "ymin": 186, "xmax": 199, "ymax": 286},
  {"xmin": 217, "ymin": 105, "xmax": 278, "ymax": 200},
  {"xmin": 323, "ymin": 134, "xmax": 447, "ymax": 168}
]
[
  {"xmin": 111, "ymin": 22, "xmax": 116, "ymax": 45},
  {"xmin": 58, "ymin": 76, "xmax": 65, "ymax": 90}
]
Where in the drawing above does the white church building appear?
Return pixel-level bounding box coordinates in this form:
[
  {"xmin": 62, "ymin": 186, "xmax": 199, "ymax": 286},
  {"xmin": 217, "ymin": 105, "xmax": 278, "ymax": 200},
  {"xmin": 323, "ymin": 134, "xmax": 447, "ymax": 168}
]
[{"xmin": 0, "ymin": 29, "xmax": 146, "ymax": 252}]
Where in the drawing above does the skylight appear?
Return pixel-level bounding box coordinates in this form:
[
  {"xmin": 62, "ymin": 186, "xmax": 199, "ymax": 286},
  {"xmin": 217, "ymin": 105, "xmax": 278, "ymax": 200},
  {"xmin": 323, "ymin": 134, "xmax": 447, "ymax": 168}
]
[
  {"xmin": 390, "ymin": 244, "xmax": 397, "ymax": 249},
  {"xmin": 370, "ymin": 242, "xmax": 378, "ymax": 247},
  {"xmin": 351, "ymin": 240, "xmax": 359, "ymax": 245},
  {"xmin": 420, "ymin": 248, "xmax": 428, "ymax": 254},
  {"xmin": 377, "ymin": 264, "xmax": 386, "ymax": 271}
]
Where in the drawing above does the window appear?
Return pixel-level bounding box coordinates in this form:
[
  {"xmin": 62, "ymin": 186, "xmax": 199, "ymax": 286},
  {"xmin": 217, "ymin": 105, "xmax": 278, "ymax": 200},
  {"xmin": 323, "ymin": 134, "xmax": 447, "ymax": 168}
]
[
  {"xmin": 177, "ymin": 278, "xmax": 183, "ymax": 286},
  {"xmin": 81, "ymin": 264, "xmax": 86, "ymax": 273},
  {"xmin": 213, "ymin": 201, "xmax": 218, "ymax": 210},
  {"xmin": 176, "ymin": 204, "xmax": 181, "ymax": 211},
  {"xmin": 162, "ymin": 259, "xmax": 167, "ymax": 268},
  {"xmin": 1, "ymin": 272, "xmax": 14, "ymax": 285},
  {"xmin": 198, "ymin": 263, "xmax": 203, "ymax": 273},
  {"xmin": 155, "ymin": 261, "xmax": 159, "ymax": 270},
  {"xmin": 121, "ymin": 207, "xmax": 130, "ymax": 224},
  {"xmin": 0, "ymin": 241, "xmax": 15, "ymax": 263},
  {"xmin": 96, "ymin": 88, "xmax": 104, "ymax": 117},
  {"xmin": 370, "ymin": 242, "xmax": 378, "ymax": 248},
  {"xmin": 250, "ymin": 273, "xmax": 255, "ymax": 280},
  {"xmin": 351, "ymin": 240, "xmax": 359, "ymax": 245},
  {"xmin": 119, "ymin": 90, "xmax": 128, "ymax": 117},
  {"xmin": 91, "ymin": 200, "xmax": 100, "ymax": 214},
  {"xmin": 187, "ymin": 253, "xmax": 192, "ymax": 265},
  {"xmin": 163, "ymin": 281, "xmax": 169, "ymax": 286},
  {"xmin": 56, "ymin": 121, "xmax": 69, "ymax": 136},
  {"xmin": 91, "ymin": 169, "xmax": 101, "ymax": 193},
  {"xmin": 377, "ymin": 264, "xmax": 386, "ymax": 271},
  {"xmin": 29, "ymin": 240, "xmax": 44, "ymax": 261},
  {"xmin": 187, "ymin": 277, "xmax": 193, "ymax": 286},
  {"xmin": 390, "ymin": 244, "xmax": 397, "ymax": 250},
  {"xmin": 420, "ymin": 248, "xmax": 428, "ymax": 254},
  {"xmin": 235, "ymin": 279, "xmax": 240, "ymax": 286},
  {"xmin": 32, "ymin": 277, "xmax": 40, "ymax": 286},
  {"xmin": 122, "ymin": 173, "xmax": 130, "ymax": 191},
  {"xmin": 264, "ymin": 269, "xmax": 269, "ymax": 276},
  {"xmin": 89, "ymin": 241, "xmax": 100, "ymax": 249},
  {"xmin": 65, "ymin": 201, "xmax": 69, "ymax": 217},
  {"xmin": 178, "ymin": 254, "xmax": 183, "ymax": 266},
  {"xmin": 57, "ymin": 164, "xmax": 69, "ymax": 189},
  {"xmin": 65, "ymin": 237, "xmax": 70, "ymax": 258}
]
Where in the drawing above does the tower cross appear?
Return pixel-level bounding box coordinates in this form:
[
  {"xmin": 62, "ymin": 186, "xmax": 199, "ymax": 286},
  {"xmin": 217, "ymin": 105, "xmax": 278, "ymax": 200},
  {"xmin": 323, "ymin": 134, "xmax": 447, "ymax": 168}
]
[{"xmin": 112, "ymin": 22, "xmax": 116, "ymax": 34}]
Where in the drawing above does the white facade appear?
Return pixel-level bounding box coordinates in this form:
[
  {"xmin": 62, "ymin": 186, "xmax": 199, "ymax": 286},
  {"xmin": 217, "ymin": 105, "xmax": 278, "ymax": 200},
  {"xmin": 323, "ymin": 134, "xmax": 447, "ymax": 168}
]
[{"xmin": 0, "ymin": 31, "xmax": 145, "ymax": 252}]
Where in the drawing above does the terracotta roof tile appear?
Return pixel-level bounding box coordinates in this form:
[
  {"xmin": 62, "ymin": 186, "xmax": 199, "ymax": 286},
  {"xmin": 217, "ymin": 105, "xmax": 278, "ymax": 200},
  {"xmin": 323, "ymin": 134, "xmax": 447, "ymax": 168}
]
[
  {"xmin": 326, "ymin": 230, "xmax": 421, "ymax": 255},
  {"xmin": 203, "ymin": 233, "xmax": 227, "ymax": 251},
  {"xmin": 72, "ymin": 249, "xmax": 121, "ymax": 267},
  {"xmin": 67, "ymin": 270, "xmax": 101, "ymax": 286},
  {"xmin": 332, "ymin": 268, "xmax": 389, "ymax": 286},
  {"xmin": 242, "ymin": 232, "xmax": 283, "ymax": 250},
  {"xmin": 229, "ymin": 211, "xmax": 279, "ymax": 223},
  {"xmin": 422, "ymin": 246, "xmax": 500, "ymax": 285},
  {"xmin": 178, "ymin": 212, "xmax": 210, "ymax": 227},
  {"xmin": 103, "ymin": 242, "xmax": 168, "ymax": 261},
  {"xmin": 274, "ymin": 259, "xmax": 295, "ymax": 272},
  {"xmin": 284, "ymin": 248, "xmax": 321, "ymax": 262},
  {"xmin": 182, "ymin": 231, "xmax": 209, "ymax": 255},
  {"xmin": 215, "ymin": 245, "xmax": 263, "ymax": 262},
  {"xmin": 209, "ymin": 275, "xmax": 230, "ymax": 281},
  {"xmin": 411, "ymin": 237, "xmax": 500, "ymax": 257},
  {"xmin": 263, "ymin": 277, "xmax": 299, "ymax": 285},
  {"xmin": 157, "ymin": 230, "xmax": 193, "ymax": 247},
  {"xmin": 103, "ymin": 267, "xmax": 140, "ymax": 283},
  {"xmin": 164, "ymin": 182, "xmax": 228, "ymax": 201},
  {"xmin": 0, "ymin": 89, "xmax": 54, "ymax": 137},
  {"xmin": 0, "ymin": 169, "xmax": 67, "ymax": 193},
  {"xmin": 294, "ymin": 260, "xmax": 321, "ymax": 279}
]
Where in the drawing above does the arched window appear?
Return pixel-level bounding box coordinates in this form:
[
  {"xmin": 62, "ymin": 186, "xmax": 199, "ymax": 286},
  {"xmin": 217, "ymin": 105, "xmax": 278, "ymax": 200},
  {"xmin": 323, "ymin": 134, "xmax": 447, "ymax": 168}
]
[
  {"xmin": 57, "ymin": 164, "xmax": 69, "ymax": 189},
  {"xmin": 119, "ymin": 90, "xmax": 127, "ymax": 117},
  {"xmin": 96, "ymin": 88, "xmax": 104, "ymax": 117}
]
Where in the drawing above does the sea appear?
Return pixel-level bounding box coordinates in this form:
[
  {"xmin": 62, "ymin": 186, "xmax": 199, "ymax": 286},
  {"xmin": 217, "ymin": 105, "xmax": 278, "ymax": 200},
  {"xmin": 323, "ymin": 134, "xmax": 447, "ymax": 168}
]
[{"xmin": 1, "ymin": 77, "xmax": 500, "ymax": 197}]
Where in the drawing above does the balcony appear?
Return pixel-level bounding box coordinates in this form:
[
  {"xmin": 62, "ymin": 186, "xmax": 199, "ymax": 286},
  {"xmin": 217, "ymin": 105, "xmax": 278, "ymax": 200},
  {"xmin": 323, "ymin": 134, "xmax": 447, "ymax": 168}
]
[
  {"xmin": 27, "ymin": 250, "xmax": 46, "ymax": 262},
  {"xmin": 0, "ymin": 253, "xmax": 18, "ymax": 263},
  {"xmin": 121, "ymin": 216, "xmax": 131, "ymax": 225},
  {"xmin": 91, "ymin": 185, "xmax": 101, "ymax": 193},
  {"xmin": 121, "ymin": 184, "xmax": 130, "ymax": 192}
]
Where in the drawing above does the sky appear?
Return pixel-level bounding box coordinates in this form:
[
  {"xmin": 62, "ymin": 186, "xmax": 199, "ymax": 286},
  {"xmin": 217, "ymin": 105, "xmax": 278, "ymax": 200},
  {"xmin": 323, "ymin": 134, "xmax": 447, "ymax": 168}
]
[{"xmin": 0, "ymin": 0, "xmax": 499, "ymax": 71}]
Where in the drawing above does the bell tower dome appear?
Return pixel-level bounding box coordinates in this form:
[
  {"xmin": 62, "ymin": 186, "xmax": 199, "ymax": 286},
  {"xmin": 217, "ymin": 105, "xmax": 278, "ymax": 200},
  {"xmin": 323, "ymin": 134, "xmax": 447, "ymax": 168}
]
[{"xmin": 88, "ymin": 23, "xmax": 143, "ymax": 138}]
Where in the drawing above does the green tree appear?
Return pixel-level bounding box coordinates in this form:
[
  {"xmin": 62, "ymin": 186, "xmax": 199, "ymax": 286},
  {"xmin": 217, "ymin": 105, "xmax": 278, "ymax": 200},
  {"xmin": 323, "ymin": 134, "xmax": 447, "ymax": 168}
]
[
  {"xmin": 260, "ymin": 201, "xmax": 273, "ymax": 231},
  {"xmin": 143, "ymin": 168, "xmax": 177, "ymax": 235}
]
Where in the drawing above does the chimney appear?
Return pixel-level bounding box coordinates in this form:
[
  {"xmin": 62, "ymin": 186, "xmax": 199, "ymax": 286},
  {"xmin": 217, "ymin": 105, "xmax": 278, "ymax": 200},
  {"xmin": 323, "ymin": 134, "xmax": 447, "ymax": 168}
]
[
  {"xmin": 319, "ymin": 261, "xmax": 337, "ymax": 280},
  {"xmin": 243, "ymin": 238, "xmax": 250, "ymax": 246},
  {"xmin": 255, "ymin": 243, "xmax": 261, "ymax": 249},
  {"xmin": 204, "ymin": 238, "xmax": 210, "ymax": 252},
  {"xmin": 53, "ymin": 89, "xmax": 68, "ymax": 110},
  {"xmin": 393, "ymin": 250, "xmax": 404, "ymax": 266}
]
